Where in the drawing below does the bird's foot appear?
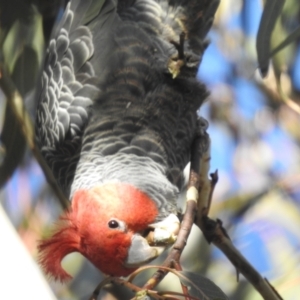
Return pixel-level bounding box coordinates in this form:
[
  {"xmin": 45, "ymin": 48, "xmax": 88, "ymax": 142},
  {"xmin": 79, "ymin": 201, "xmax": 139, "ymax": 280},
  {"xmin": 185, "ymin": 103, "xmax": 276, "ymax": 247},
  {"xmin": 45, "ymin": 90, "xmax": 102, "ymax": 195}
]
[
  {"xmin": 123, "ymin": 215, "xmax": 180, "ymax": 268},
  {"xmin": 168, "ymin": 32, "xmax": 186, "ymax": 78},
  {"xmin": 147, "ymin": 214, "xmax": 180, "ymax": 245}
]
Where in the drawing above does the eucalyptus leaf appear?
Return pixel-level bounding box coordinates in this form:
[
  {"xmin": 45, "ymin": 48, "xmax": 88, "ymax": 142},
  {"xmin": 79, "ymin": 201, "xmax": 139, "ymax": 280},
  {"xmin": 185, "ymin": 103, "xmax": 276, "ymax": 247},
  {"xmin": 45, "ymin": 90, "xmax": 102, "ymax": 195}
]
[
  {"xmin": 0, "ymin": 5, "xmax": 44, "ymax": 188},
  {"xmin": 270, "ymin": 25, "xmax": 300, "ymax": 57},
  {"xmin": 0, "ymin": 102, "xmax": 26, "ymax": 188},
  {"xmin": 3, "ymin": 9, "xmax": 44, "ymax": 78},
  {"xmin": 179, "ymin": 271, "xmax": 229, "ymax": 300},
  {"xmin": 256, "ymin": 0, "xmax": 285, "ymax": 77}
]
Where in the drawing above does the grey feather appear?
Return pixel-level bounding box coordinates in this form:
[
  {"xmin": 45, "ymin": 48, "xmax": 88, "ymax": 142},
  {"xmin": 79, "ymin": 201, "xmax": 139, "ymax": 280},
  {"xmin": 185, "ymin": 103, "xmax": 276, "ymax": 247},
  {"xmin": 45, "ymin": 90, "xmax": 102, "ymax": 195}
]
[{"xmin": 56, "ymin": 35, "xmax": 70, "ymax": 60}]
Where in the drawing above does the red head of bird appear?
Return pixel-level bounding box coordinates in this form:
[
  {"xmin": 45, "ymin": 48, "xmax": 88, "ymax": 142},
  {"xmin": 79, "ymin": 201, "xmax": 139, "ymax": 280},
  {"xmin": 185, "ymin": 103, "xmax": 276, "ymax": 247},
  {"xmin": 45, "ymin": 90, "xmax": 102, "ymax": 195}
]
[{"xmin": 38, "ymin": 183, "xmax": 162, "ymax": 281}]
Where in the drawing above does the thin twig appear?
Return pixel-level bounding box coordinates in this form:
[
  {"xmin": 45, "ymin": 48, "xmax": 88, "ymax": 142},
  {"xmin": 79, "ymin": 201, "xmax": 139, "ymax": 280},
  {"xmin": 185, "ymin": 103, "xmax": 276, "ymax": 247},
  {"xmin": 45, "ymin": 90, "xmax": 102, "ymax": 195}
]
[
  {"xmin": 0, "ymin": 64, "xmax": 69, "ymax": 209},
  {"xmin": 173, "ymin": 261, "xmax": 192, "ymax": 300},
  {"xmin": 196, "ymin": 217, "xmax": 283, "ymax": 300},
  {"xmin": 90, "ymin": 276, "xmax": 168, "ymax": 300},
  {"xmin": 131, "ymin": 266, "xmax": 211, "ymax": 300}
]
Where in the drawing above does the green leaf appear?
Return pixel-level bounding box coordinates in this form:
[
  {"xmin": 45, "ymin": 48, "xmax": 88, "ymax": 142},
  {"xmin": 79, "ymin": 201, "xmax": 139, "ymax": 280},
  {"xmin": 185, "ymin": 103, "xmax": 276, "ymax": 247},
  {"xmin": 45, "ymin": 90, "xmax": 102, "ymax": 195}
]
[
  {"xmin": 2, "ymin": 7, "xmax": 44, "ymax": 95},
  {"xmin": 270, "ymin": 25, "xmax": 300, "ymax": 57},
  {"xmin": 0, "ymin": 101, "xmax": 26, "ymax": 188},
  {"xmin": 256, "ymin": 0, "xmax": 285, "ymax": 77},
  {"xmin": 0, "ymin": 5, "xmax": 44, "ymax": 187},
  {"xmin": 179, "ymin": 271, "xmax": 229, "ymax": 300}
]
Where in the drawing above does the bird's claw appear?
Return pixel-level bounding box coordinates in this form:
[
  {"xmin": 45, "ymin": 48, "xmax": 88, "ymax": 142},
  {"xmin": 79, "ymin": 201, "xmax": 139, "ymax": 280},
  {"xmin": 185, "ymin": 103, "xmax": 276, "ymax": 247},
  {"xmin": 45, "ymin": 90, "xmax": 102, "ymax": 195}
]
[
  {"xmin": 152, "ymin": 227, "xmax": 177, "ymax": 244},
  {"xmin": 147, "ymin": 214, "xmax": 180, "ymax": 245},
  {"xmin": 134, "ymin": 290, "xmax": 150, "ymax": 300},
  {"xmin": 168, "ymin": 32, "xmax": 186, "ymax": 78}
]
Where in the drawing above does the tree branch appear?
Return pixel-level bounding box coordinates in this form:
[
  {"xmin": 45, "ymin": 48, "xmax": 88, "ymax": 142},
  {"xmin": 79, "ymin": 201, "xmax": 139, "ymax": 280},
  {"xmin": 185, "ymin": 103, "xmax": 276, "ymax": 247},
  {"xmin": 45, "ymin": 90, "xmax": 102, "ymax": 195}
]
[
  {"xmin": 141, "ymin": 110, "xmax": 284, "ymax": 299},
  {"xmin": 195, "ymin": 152, "xmax": 283, "ymax": 299},
  {"xmin": 142, "ymin": 120, "xmax": 210, "ymax": 291},
  {"xmin": 196, "ymin": 216, "xmax": 283, "ymax": 300}
]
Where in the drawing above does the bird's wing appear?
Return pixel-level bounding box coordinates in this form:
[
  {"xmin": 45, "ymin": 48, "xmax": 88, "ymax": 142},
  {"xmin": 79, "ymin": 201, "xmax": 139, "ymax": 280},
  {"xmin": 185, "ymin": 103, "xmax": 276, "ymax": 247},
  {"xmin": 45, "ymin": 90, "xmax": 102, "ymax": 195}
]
[
  {"xmin": 35, "ymin": 0, "xmax": 118, "ymax": 194},
  {"xmin": 110, "ymin": 0, "xmax": 218, "ymax": 187},
  {"xmin": 35, "ymin": 0, "xmax": 218, "ymax": 195}
]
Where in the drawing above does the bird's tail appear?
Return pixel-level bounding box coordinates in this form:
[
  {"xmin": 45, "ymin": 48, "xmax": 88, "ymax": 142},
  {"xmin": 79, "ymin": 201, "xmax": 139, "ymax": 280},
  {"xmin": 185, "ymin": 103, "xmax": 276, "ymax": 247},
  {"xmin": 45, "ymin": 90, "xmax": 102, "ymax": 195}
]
[
  {"xmin": 163, "ymin": 0, "xmax": 220, "ymax": 77},
  {"xmin": 161, "ymin": 0, "xmax": 220, "ymax": 52},
  {"xmin": 118, "ymin": 0, "xmax": 220, "ymax": 78}
]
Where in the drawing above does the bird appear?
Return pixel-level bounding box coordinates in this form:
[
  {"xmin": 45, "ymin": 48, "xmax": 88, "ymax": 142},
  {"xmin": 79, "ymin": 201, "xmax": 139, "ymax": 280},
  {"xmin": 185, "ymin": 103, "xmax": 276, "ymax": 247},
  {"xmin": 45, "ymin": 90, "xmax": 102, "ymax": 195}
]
[{"xmin": 36, "ymin": 0, "xmax": 219, "ymax": 282}]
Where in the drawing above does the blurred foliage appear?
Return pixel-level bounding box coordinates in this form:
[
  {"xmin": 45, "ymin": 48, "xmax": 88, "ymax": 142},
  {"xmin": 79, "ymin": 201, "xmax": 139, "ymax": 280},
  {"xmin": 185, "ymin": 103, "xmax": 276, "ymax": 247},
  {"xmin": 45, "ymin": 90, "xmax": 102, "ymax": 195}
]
[
  {"xmin": 0, "ymin": 1, "xmax": 43, "ymax": 188},
  {"xmin": 1, "ymin": 0, "xmax": 300, "ymax": 299}
]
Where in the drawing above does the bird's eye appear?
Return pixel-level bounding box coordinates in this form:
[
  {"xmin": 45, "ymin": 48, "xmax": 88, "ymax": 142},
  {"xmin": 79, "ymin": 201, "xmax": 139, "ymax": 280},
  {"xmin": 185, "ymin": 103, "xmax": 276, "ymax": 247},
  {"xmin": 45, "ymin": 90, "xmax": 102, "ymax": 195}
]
[{"xmin": 108, "ymin": 220, "xmax": 119, "ymax": 229}]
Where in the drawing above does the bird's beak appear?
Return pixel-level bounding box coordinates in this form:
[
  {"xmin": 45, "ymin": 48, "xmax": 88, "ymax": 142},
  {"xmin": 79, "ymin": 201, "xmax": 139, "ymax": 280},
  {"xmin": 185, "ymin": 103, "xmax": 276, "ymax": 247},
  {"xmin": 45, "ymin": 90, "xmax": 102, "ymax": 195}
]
[{"xmin": 123, "ymin": 234, "xmax": 165, "ymax": 268}]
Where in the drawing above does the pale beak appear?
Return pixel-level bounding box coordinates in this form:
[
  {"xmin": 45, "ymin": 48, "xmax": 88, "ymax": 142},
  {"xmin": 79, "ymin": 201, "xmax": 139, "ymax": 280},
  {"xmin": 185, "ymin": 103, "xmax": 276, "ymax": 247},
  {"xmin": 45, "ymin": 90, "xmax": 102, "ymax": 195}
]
[{"xmin": 123, "ymin": 234, "xmax": 164, "ymax": 268}]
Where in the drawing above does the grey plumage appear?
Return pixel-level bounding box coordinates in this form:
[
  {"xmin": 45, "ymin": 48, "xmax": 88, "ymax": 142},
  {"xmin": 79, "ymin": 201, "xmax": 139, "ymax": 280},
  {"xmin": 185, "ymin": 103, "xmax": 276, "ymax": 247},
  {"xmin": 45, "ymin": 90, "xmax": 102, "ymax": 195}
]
[{"xmin": 35, "ymin": 0, "xmax": 218, "ymax": 220}]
